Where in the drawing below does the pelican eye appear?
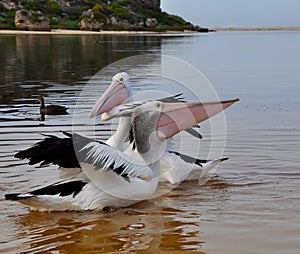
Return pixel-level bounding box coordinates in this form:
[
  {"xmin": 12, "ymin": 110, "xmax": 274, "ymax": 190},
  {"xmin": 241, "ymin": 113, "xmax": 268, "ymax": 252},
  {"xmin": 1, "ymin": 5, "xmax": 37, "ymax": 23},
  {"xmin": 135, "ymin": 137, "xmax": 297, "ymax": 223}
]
[
  {"xmin": 155, "ymin": 102, "xmax": 162, "ymax": 108},
  {"xmin": 119, "ymin": 77, "xmax": 124, "ymax": 83}
]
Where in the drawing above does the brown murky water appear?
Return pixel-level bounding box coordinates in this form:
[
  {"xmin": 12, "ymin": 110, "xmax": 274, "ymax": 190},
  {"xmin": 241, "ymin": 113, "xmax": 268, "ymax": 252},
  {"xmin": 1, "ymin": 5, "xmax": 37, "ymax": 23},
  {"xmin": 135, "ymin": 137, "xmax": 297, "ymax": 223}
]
[{"xmin": 1, "ymin": 32, "xmax": 300, "ymax": 253}]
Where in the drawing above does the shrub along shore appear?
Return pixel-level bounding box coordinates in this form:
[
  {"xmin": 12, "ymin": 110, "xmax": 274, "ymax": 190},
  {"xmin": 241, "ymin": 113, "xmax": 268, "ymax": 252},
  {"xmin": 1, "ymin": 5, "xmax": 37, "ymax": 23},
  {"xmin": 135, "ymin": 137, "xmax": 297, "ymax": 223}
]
[{"xmin": 0, "ymin": 0, "xmax": 208, "ymax": 32}]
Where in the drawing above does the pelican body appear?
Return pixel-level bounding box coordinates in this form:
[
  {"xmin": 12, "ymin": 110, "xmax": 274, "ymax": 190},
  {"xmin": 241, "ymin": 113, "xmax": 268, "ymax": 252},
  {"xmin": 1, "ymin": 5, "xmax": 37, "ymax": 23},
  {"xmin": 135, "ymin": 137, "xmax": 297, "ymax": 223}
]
[
  {"xmin": 6, "ymin": 99, "xmax": 237, "ymax": 211},
  {"xmin": 90, "ymin": 72, "xmax": 237, "ymax": 184}
]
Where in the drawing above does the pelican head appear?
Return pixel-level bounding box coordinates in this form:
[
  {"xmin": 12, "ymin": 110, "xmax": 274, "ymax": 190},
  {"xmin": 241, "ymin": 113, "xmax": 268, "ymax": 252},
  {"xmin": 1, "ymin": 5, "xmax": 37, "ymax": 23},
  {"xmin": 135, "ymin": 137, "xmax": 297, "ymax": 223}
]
[
  {"xmin": 89, "ymin": 72, "xmax": 131, "ymax": 119},
  {"xmin": 103, "ymin": 98, "xmax": 240, "ymax": 141}
]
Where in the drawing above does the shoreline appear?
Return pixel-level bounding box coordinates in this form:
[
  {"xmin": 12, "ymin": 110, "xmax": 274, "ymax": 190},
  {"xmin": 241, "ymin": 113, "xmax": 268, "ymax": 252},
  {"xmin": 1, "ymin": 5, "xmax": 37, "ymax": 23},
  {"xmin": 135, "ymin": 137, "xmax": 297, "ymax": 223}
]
[
  {"xmin": 0, "ymin": 26, "xmax": 300, "ymax": 35},
  {"xmin": 0, "ymin": 29, "xmax": 200, "ymax": 35},
  {"xmin": 213, "ymin": 26, "xmax": 300, "ymax": 31}
]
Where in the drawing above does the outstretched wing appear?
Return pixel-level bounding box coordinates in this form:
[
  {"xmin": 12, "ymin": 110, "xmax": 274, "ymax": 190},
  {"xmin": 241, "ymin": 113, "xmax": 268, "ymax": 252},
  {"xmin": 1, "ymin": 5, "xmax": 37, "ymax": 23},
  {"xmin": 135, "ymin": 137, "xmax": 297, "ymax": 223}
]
[
  {"xmin": 73, "ymin": 133, "xmax": 154, "ymax": 181},
  {"xmin": 14, "ymin": 131, "xmax": 154, "ymax": 181},
  {"xmin": 14, "ymin": 131, "xmax": 80, "ymax": 168}
]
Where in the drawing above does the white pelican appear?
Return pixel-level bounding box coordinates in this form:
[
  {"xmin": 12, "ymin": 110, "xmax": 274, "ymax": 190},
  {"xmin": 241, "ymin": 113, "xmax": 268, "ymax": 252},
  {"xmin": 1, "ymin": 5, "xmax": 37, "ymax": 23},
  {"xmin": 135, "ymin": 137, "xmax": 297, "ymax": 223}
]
[
  {"xmin": 6, "ymin": 99, "xmax": 238, "ymax": 211},
  {"xmin": 90, "ymin": 72, "xmax": 235, "ymax": 184}
]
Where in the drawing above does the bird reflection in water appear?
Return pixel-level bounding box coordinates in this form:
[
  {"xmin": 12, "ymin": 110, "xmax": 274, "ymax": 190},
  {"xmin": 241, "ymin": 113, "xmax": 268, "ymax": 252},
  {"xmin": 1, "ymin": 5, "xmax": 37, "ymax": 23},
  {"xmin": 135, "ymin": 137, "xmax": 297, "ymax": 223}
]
[{"xmin": 11, "ymin": 202, "xmax": 207, "ymax": 253}]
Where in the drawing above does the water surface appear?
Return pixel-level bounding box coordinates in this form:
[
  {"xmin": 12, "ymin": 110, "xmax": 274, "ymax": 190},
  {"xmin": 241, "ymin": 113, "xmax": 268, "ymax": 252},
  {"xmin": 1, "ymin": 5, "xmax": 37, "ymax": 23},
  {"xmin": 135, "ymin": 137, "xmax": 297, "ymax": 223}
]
[{"xmin": 0, "ymin": 31, "xmax": 299, "ymax": 254}]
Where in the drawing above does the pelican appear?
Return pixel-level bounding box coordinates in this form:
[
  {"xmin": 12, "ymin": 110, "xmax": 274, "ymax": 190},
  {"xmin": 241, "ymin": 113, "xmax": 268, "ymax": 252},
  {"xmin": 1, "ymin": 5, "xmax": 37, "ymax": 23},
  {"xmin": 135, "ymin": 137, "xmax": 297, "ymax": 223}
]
[
  {"xmin": 6, "ymin": 99, "xmax": 237, "ymax": 211},
  {"xmin": 90, "ymin": 72, "xmax": 235, "ymax": 184},
  {"xmin": 96, "ymin": 73, "xmax": 201, "ymax": 148}
]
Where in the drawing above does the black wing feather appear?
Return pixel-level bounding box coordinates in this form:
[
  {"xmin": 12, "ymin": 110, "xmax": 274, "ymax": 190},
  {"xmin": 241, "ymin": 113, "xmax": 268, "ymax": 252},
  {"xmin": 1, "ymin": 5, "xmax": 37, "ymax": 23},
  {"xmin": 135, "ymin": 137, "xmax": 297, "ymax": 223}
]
[
  {"xmin": 168, "ymin": 151, "xmax": 208, "ymax": 167},
  {"xmin": 158, "ymin": 93, "xmax": 185, "ymax": 103},
  {"xmin": 14, "ymin": 132, "xmax": 80, "ymax": 168},
  {"xmin": 169, "ymin": 151, "xmax": 229, "ymax": 166},
  {"xmin": 5, "ymin": 181, "xmax": 87, "ymax": 200},
  {"xmin": 30, "ymin": 181, "xmax": 87, "ymax": 198}
]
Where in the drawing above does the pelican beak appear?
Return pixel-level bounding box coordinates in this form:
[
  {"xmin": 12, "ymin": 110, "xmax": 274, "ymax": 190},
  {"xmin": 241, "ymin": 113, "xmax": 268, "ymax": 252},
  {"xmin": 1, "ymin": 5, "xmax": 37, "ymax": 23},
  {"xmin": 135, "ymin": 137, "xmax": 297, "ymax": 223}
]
[
  {"xmin": 100, "ymin": 102, "xmax": 138, "ymax": 121},
  {"xmin": 101, "ymin": 111, "xmax": 114, "ymax": 121},
  {"xmin": 157, "ymin": 98, "xmax": 240, "ymax": 140},
  {"xmin": 89, "ymin": 79, "xmax": 130, "ymax": 119}
]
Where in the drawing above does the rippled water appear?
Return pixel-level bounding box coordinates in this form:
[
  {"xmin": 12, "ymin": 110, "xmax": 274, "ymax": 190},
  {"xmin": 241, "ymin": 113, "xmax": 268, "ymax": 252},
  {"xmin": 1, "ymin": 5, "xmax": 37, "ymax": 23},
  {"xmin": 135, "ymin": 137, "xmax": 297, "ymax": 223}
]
[{"xmin": 1, "ymin": 31, "xmax": 300, "ymax": 253}]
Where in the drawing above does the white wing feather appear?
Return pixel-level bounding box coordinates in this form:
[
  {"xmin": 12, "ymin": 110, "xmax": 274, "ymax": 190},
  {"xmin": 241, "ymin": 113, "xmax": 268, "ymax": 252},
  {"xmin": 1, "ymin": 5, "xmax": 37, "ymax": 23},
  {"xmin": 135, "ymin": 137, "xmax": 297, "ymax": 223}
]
[{"xmin": 80, "ymin": 141, "xmax": 154, "ymax": 180}]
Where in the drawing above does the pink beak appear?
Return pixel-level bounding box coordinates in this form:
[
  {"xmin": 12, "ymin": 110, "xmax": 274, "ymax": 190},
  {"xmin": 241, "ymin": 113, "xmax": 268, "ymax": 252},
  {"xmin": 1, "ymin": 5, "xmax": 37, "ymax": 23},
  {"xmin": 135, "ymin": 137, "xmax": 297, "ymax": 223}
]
[
  {"xmin": 89, "ymin": 80, "xmax": 130, "ymax": 118},
  {"xmin": 157, "ymin": 98, "xmax": 240, "ymax": 140}
]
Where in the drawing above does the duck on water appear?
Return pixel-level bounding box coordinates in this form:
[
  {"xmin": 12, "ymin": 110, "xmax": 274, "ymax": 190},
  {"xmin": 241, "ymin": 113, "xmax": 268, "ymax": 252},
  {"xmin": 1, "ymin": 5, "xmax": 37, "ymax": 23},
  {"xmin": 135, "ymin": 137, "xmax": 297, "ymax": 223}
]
[{"xmin": 37, "ymin": 96, "xmax": 68, "ymax": 115}]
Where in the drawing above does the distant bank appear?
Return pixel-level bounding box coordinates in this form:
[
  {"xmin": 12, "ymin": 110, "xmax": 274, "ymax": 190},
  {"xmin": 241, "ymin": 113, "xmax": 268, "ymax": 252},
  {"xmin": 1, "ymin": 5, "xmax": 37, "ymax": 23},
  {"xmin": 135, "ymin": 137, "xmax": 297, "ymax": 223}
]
[
  {"xmin": 213, "ymin": 26, "xmax": 300, "ymax": 31},
  {"xmin": 0, "ymin": 29, "xmax": 203, "ymax": 35},
  {"xmin": 1, "ymin": 26, "xmax": 300, "ymax": 35},
  {"xmin": 0, "ymin": 0, "xmax": 206, "ymax": 32}
]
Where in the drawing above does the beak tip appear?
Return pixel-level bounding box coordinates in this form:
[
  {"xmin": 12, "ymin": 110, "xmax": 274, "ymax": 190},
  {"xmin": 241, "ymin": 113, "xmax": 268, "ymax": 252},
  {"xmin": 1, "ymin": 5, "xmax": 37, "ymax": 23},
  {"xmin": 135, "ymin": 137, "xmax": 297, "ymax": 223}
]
[
  {"xmin": 157, "ymin": 131, "xmax": 166, "ymax": 141},
  {"xmin": 101, "ymin": 113, "xmax": 111, "ymax": 121}
]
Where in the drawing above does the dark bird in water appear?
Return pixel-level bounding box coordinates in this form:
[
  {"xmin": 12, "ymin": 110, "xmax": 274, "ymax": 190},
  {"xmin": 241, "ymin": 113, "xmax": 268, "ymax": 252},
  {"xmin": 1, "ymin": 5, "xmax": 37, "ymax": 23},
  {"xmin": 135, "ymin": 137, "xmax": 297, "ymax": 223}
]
[{"xmin": 37, "ymin": 96, "xmax": 68, "ymax": 115}]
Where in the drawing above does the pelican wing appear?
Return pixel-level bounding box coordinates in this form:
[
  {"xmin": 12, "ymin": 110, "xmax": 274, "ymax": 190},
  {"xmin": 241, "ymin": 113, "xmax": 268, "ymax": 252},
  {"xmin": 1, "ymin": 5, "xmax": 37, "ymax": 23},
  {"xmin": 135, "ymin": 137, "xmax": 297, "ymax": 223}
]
[
  {"xmin": 73, "ymin": 133, "xmax": 154, "ymax": 180},
  {"xmin": 158, "ymin": 93, "xmax": 185, "ymax": 103},
  {"xmin": 184, "ymin": 127, "xmax": 202, "ymax": 139},
  {"xmin": 14, "ymin": 132, "xmax": 80, "ymax": 168},
  {"xmin": 168, "ymin": 151, "xmax": 210, "ymax": 166}
]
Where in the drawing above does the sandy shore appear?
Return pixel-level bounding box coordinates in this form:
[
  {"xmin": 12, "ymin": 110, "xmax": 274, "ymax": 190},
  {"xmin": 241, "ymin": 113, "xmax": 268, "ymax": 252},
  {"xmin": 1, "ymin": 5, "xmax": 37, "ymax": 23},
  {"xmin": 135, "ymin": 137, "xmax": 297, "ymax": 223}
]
[
  {"xmin": 0, "ymin": 29, "xmax": 155, "ymax": 35},
  {"xmin": 0, "ymin": 29, "xmax": 200, "ymax": 35},
  {"xmin": 1, "ymin": 27, "xmax": 299, "ymax": 35}
]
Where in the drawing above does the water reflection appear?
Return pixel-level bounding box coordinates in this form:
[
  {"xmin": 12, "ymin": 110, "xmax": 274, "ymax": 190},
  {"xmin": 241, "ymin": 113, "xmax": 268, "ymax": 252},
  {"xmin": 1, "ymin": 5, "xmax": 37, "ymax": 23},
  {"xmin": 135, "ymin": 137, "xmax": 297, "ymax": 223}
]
[
  {"xmin": 0, "ymin": 34, "xmax": 165, "ymax": 104},
  {"xmin": 10, "ymin": 196, "xmax": 212, "ymax": 253},
  {"xmin": 1, "ymin": 174, "xmax": 231, "ymax": 253}
]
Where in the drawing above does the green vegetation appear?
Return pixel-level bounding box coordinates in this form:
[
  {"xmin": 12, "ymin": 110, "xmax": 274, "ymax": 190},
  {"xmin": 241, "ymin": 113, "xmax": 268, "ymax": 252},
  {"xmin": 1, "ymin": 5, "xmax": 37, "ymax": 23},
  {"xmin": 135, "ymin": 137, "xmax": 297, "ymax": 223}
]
[
  {"xmin": 119, "ymin": 0, "xmax": 131, "ymax": 7},
  {"xmin": 0, "ymin": 3, "xmax": 5, "ymax": 12},
  {"xmin": 7, "ymin": 9, "xmax": 17, "ymax": 21},
  {"xmin": 106, "ymin": 1, "xmax": 131, "ymax": 21},
  {"xmin": 141, "ymin": 9, "xmax": 187, "ymax": 28},
  {"xmin": 30, "ymin": 11, "xmax": 43, "ymax": 23},
  {"xmin": 0, "ymin": 6, "xmax": 16, "ymax": 29},
  {"xmin": 0, "ymin": 0, "xmax": 205, "ymax": 31},
  {"xmin": 91, "ymin": 3, "xmax": 107, "ymax": 23},
  {"xmin": 23, "ymin": 1, "xmax": 44, "ymax": 11},
  {"xmin": 113, "ymin": 8, "xmax": 131, "ymax": 22},
  {"xmin": 51, "ymin": 18, "xmax": 80, "ymax": 29},
  {"xmin": 45, "ymin": 0, "xmax": 60, "ymax": 16},
  {"xmin": 92, "ymin": 3, "xmax": 103, "ymax": 12}
]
